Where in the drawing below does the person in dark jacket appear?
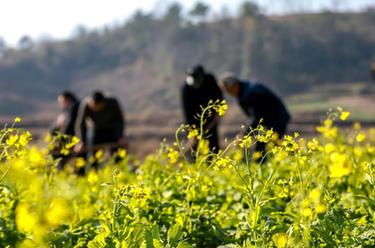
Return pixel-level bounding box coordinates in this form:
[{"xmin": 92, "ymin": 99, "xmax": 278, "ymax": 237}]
[
  {"xmin": 53, "ymin": 91, "xmax": 80, "ymax": 136},
  {"xmin": 74, "ymin": 91, "xmax": 126, "ymax": 157},
  {"xmin": 221, "ymin": 73, "xmax": 290, "ymax": 158},
  {"xmin": 181, "ymin": 65, "xmax": 224, "ymax": 154},
  {"xmin": 51, "ymin": 91, "xmax": 80, "ymax": 170}
]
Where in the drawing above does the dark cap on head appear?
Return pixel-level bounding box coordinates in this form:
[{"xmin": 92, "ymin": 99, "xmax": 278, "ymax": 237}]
[
  {"xmin": 186, "ymin": 64, "xmax": 205, "ymax": 78},
  {"xmin": 59, "ymin": 91, "xmax": 77, "ymax": 102},
  {"xmin": 92, "ymin": 91, "xmax": 105, "ymax": 103}
]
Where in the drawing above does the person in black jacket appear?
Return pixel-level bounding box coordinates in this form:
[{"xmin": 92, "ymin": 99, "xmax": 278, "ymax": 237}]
[
  {"xmin": 75, "ymin": 91, "xmax": 126, "ymax": 156},
  {"xmin": 53, "ymin": 91, "xmax": 80, "ymax": 136},
  {"xmin": 221, "ymin": 73, "xmax": 290, "ymax": 159},
  {"xmin": 182, "ymin": 65, "xmax": 224, "ymax": 154}
]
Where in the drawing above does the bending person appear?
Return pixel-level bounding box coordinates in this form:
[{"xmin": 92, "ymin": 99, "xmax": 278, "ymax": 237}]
[
  {"xmin": 75, "ymin": 91, "xmax": 126, "ymax": 165},
  {"xmin": 220, "ymin": 73, "xmax": 290, "ymax": 160}
]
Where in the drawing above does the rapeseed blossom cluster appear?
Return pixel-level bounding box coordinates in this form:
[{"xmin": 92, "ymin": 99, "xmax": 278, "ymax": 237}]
[{"xmin": 0, "ymin": 108, "xmax": 374, "ymax": 247}]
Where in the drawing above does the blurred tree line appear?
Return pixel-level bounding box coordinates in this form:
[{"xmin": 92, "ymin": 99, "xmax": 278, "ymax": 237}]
[{"xmin": 0, "ymin": 1, "xmax": 374, "ymax": 114}]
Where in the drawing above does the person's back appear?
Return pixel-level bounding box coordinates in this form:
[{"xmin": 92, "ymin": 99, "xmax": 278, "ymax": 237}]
[
  {"xmin": 238, "ymin": 81, "xmax": 290, "ymax": 133},
  {"xmin": 53, "ymin": 91, "xmax": 80, "ymax": 136},
  {"xmin": 62, "ymin": 100, "xmax": 80, "ymax": 136},
  {"xmin": 182, "ymin": 73, "xmax": 222, "ymax": 126},
  {"xmin": 76, "ymin": 92, "xmax": 125, "ymax": 146},
  {"xmin": 221, "ymin": 74, "xmax": 290, "ymax": 161},
  {"xmin": 87, "ymin": 98, "xmax": 123, "ymax": 134}
]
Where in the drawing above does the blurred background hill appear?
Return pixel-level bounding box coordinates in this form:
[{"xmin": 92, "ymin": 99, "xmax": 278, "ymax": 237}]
[
  {"xmin": 0, "ymin": 1, "xmax": 375, "ymax": 155},
  {"xmin": 1, "ymin": 2, "xmax": 374, "ymax": 115}
]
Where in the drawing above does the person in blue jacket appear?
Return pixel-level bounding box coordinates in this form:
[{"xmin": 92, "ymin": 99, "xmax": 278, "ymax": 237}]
[{"xmin": 221, "ymin": 73, "xmax": 290, "ymax": 159}]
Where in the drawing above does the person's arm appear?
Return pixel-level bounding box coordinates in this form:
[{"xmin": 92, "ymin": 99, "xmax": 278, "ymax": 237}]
[
  {"xmin": 211, "ymin": 75, "xmax": 224, "ymax": 102},
  {"xmin": 50, "ymin": 114, "xmax": 64, "ymax": 135},
  {"xmin": 112, "ymin": 99, "xmax": 125, "ymax": 140},
  {"xmin": 208, "ymin": 75, "xmax": 224, "ymax": 128},
  {"xmin": 61, "ymin": 103, "xmax": 79, "ymax": 135},
  {"xmin": 75, "ymin": 101, "xmax": 88, "ymax": 144},
  {"xmin": 238, "ymin": 89, "xmax": 260, "ymax": 135}
]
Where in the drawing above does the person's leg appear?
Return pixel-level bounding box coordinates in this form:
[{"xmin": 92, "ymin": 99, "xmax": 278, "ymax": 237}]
[
  {"xmin": 255, "ymin": 142, "xmax": 267, "ymax": 163},
  {"xmin": 274, "ymin": 122, "xmax": 288, "ymax": 140},
  {"xmin": 207, "ymin": 125, "xmax": 219, "ymax": 154},
  {"xmin": 93, "ymin": 131, "xmax": 122, "ymax": 167},
  {"xmin": 90, "ymin": 132, "xmax": 108, "ymax": 170},
  {"xmin": 111, "ymin": 147, "xmax": 122, "ymax": 163}
]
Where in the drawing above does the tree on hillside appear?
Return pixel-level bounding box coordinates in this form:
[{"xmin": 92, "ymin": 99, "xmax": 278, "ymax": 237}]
[
  {"xmin": 189, "ymin": 1, "xmax": 210, "ymax": 22},
  {"xmin": 239, "ymin": 1, "xmax": 261, "ymax": 19},
  {"xmin": 164, "ymin": 2, "xmax": 183, "ymax": 23},
  {"xmin": 217, "ymin": 5, "xmax": 232, "ymax": 20},
  {"xmin": 18, "ymin": 35, "xmax": 33, "ymax": 49},
  {"xmin": 0, "ymin": 37, "xmax": 6, "ymax": 55},
  {"xmin": 72, "ymin": 25, "xmax": 89, "ymax": 39}
]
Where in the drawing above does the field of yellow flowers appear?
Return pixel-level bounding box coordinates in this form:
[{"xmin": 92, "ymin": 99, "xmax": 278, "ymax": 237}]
[{"xmin": 0, "ymin": 107, "xmax": 374, "ymax": 248}]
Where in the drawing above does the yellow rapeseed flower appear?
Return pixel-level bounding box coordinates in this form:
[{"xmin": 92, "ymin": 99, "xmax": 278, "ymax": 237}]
[
  {"xmin": 307, "ymin": 138, "xmax": 321, "ymax": 152},
  {"xmin": 316, "ymin": 203, "xmax": 327, "ymax": 214},
  {"xmin": 356, "ymin": 133, "xmax": 366, "ymax": 143},
  {"xmin": 187, "ymin": 128, "xmax": 199, "ymax": 139},
  {"xmin": 233, "ymin": 150, "xmax": 243, "ymax": 160},
  {"xmin": 329, "ymin": 152, "xmax": 352, "ymax": 178},
  {"xmin": 272, "ymin": 233, "xmax": 288, "ymax": 248},
  {"xmin": 75, "ymin": 157, "xmax": 86, "ymax": 168},
  {"xmin": 198, "ymin": 139, "xmax": 210, "ymax": 155},
  {"xmin": 95, "ymin": 149, "xmax": 104, "ymax": 160},
  {"xmin": 317, "ymin": 118, "xmax": 338, "ymax": 139},
  {"xmin": 167, "ymin": 148, "xmax": 179, "ymax": 164},
  {"xmin": 353, "ymin": 122, "xmax": 361, "ymax": 130},
  {"xmin": 118, "ymin": 148, "xmax": 127, "ymax": 158},
  {"xmin": 273, "ymin": 148, "xmax": 288, "ymax": 161},
  {"xmin": 6, "ymin": 134, "xmax": 18, "ymax": 146},
  {"xmin": 19, "ymin": 132, "xmax": 31, "ymax": 146},
  {"xmin": 340, "ymin": 111, "xmax": 350, "ymax": 121},
  {"xmin": 309, "ymin": 188, "xmax": 321, "ymax": 203},
  {"xmin": 354, "ymin": 147, "xmax": 363, "ymax": 157},
  {"xmin": 257, "ymin": 129, "xmax": 274, "ymax": 143},
  {"xmin": 14, "ymin": 117, "xmax": 22, "ymax": 123},
  {"xmin": 61, "ymin": 148, "xmax": 70, "ymax": 156},
  {"xmin": 253, "ymin": 151, "xmax": 263, "ymax": 160},
  {"xmin": 324, "ymin": 143, "xmax": 335, "ymax": 154},
  {"xmin": 88, "ymin": 171, "xmax": 98, "ymax": 184},
  {"xmin": 356, "ymin": 215, "xmax": 367, "ymax": 226},
  {"xmin": 302, "ymin": 207, "xmax": 313, "ymax": 218},
  {"xmin": 214, "ymin": 157, "xmax": 232, "ymax": 170},
  {"xmin": 80, "ymin": 205, "xmax": 96, "ymax": 220},
  {"xmin": 16, "ymin": 203, "xmax": 38, "ymax": 232},
  {"xmin": 215, "ymin": 100, "xmax": 228, "ymax": 116},
  {"xmin": 239, "ymin": 136, "xmax": 252, "ymax": 149},
  {"xmin": 46, "ymin": 199, "xmax": 71, "ymax": 226},
  {"xmin": 29, "ymin": 147, "xmax": 44, "ymax": 164},
  {"xmin": 65, "ymin": 136, "xmax": 80, "ymax": 149}
]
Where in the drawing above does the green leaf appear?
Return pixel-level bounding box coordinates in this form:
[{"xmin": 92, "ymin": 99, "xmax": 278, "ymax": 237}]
[
  {"xmin": 176, "ymin": 241, "xmax": 193, "ymax": 248},
  {"xmin": 167, "ymin": 224, "xmax": 182, "ymax": 247},
  {"xmin": 144, "ymin": 229, "xmax": 153, "ymax": 248},
  {"xmin": 151, "ymin": 225, "xmax": 161, "ymax": 240}
]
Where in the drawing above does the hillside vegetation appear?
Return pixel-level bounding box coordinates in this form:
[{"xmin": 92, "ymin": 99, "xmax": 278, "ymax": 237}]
[{"xmin": 0, "ymin": 3, "xmax": 374, "ymax": 115}]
